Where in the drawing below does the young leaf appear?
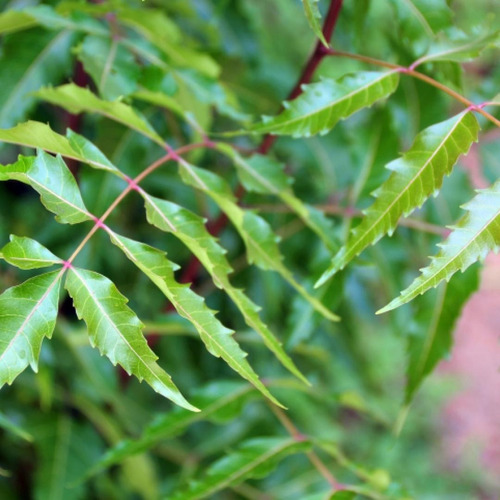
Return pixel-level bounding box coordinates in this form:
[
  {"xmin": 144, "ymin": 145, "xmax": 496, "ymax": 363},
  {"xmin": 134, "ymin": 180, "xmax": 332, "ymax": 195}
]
[
  {"xmin": 90, "ymin": 381, "xmax": 258, "ymax": 474},
  {"xmin": 301, "ymin": 0, "xmax": 328, "ymax": 47},
  {"xmin": 316, "ymin": 111, "xmax": 480, "ymax": 287},
  {"xmin": 405, "ymin": 265, "xmax": 479, "ymax": 403},
  {"xmin": 217, "ymin": 144, "xmax": 337, "ymax": 251},
  {"xmin": 379, "ymin": 179, "xmax": 500, "ymax": 313},
  {"xmin": 105, "ymin": 233, "xmax": 282, "ymax": 407},
  {"xmin": 247, "ymin": 72, "xmax": 399, "ymax": 137},
  {"xmin": 170, "ymin": 437, "xmax": 310, "ymax": 500},
  {"xmin": 178, "ymin": 161, "xmax": 339, "ymax": 321},
  {"xmin": 1, "ymin": 235, "xmax": 62, "ymax": 270},
  {"xmin": 0, "ymin": 10, "xmax": 37, "ymax": 35},
  {"xmin": 64, "ymin": 267, "xmax": 196, "ymax": 411},
  {"xmin": 34, "ymin": 84, "xmax": 164, "ymax": 146},
  {"xmin": 77, "ymin": 35, "xmax": 140, "ymax": 100},
  {"xmin": 0, "ymin": 151, "xmax": 92, "ymax": 224},
  {"xmin": 140, "ymin": 194, "xmax": 308, "ymax": 384},
  {"xmin": 0, "ymin": 271, "xmax": 62, "ymax": 387}
]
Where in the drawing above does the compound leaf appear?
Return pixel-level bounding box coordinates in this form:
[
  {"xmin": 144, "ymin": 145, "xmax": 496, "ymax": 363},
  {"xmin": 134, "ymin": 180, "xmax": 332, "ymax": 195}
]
[
  {"xmin": 106, "ymin": 233, "xmax": 282, "ymax": 407},
  {"xmin": 64, "ymin": 267, "xmax": 196, "ymax": 411},
  {"xmin": 1, "ymin": 235, "xmax": 62, "ymax": 270},
  {"xmin": 0, "ymin": 151, "xmax": 92, "ymax": 224},
  {"xmin": 170, "ymin": 437, "xmax": 310, "ymax": 500},
  {"xmin": 379, "ymin": 178, "xmax": 500, "ymax": 312},
  {"xmin": 247, "ymin": 72, "xmax": 399, "ymax": 137},
  {"xmin": 0, "ymin": 271, "xmax": 62, "ymax": 386},
  {"xmin": 317, "ymin": 111, "xmax": 479, "ymax": 287}
]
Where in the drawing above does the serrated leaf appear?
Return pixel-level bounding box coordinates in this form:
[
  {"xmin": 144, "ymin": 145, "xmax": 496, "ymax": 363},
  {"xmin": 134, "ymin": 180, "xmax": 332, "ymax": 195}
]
[
  {"xmin": 0, "ymin": 29, "xmax": 75, "ymax": 128},
  {"xmin": 0, "ymin": 151, "xmax": 92, "ymax": 224},
  {"xmin": 64, "ymin": 267, "xmax": 196, "ymax": 410},
  {"xmin": 405, "ymin": 266, "xmax": 479, "ymax": 403},
  {"xmin": 413, "ymin": 28, "xmax": 500, "ymax": 66},
  {"xmin": 89, "ymin": 381, "xmax": 257, "ymax": 474},
  {"xmin": 0, "ymin": 121, "xmax": 120, "ymax": 173},
  {"xmin": 34, "ymin": 84, "xmax": 164, "ymax": 145},
  {"xmin": 178, "ymin": 161, "xmax": 339, "ymax": 321},
  {"xmin": 301, "ymin": 0, "xmax": 328, "ymax": 47},
  {"xmin": 140, "ymin": 194, "xmax": 307, "ymax": 384},
  {"xmin": 0, "ymin": 271, "xmax": 62, "ymax": 387},
  {"xmin": 170, "ymin": 437, "xmax": 310, "ymax": 500},
  {"xmin": 317, "ymin": 112, "xmax": 480, "ymax": 287},
  {"xmin": 1, "ymin": 235, "xmax": 62, "ymax": 270},
  {"xmin": 217, "ymin": 144, "xmax": 337, "ymax": 251},
  {"xmin": 246, "ymin": 72, "xmax": 399, "ymax": 137},
  {"xmin": 379, "ymin": 179, "xmax": 500, "ymax": 313},
  {"xmin": 77, "ymin": 35, "xmax": 140, "ymax": 100},
  {"xmin": 0, "ymin": 10, "xmax": 37, "ymax": 35},
  {"xmin": 107, "ymin": 232, "xmax": 282, "ymax": 407}
]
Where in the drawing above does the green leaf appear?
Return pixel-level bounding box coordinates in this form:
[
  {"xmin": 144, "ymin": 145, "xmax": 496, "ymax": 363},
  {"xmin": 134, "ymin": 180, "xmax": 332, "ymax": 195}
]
[
  {"xmin": 64, "ymin": 267, "xmax": 196, "ymax": 410},
  {"xmin": 90, "ymin": 381, "xmax": 258, "ymax": 474},
  {"xmin": 0, "ymin": 271, "xmax": 62, "ymax": 387},
  {"xmin": 140, "ymin": 194, "xmax": 307, "ymax": 384},
  {"xmin": 379, "ymin": 179, "xmax": 500, "ymax": 313},
  {"xmin": 301, "ymin": 0, "xmax": 328, "ymax": 47},
  {"xmin": 0, "ymin": 151, "xmax": 92, "ymax": 224},
  {"xmin": 0, "ymin": 29, "xmax": 75, "ymax": 128},
  {"xmin": 0, "ymin": 413, "xmax": 33, "ymax": 442},
  {"xmin": 246, "ymin": 72, "xmax": 399, "ymax": 137},
  {"xmin": 34, "ymin": 84, "xmax": 164, "ymax": 145},
  {"xmin": 413, "ymin": 28, "xmax": 500, "ymax": 67},
  {"xmin": 405, "ymin": 266, "xmax": 479, "ymax": 403},
  {"xmin": 107, "ymin": 232, "xmax": 283, "ymax": 407},
  {"xmin": 178, "ymin": 161, "xmax": 340, "ymax": 321},
  {"xmin": 0, "ymin": 235, "xmax": 62, "ymax": 270},
  {"xmin": 0, "ymin": 10, "xmax": 37, "ymax": 35},
  {"xmin": 217, "ymin": 144, "xmax": 337, "ymax": 251},
  {"xmin": 317, "ymin": 112, "xmax": 480, "ymax": 287},
  {"xmin": 170, "ymin": 437, "xmax": 310, "ymax": 500},
  {"xmin": 77, "ymin": 35, "xmax": 140, "ymax": 100}
]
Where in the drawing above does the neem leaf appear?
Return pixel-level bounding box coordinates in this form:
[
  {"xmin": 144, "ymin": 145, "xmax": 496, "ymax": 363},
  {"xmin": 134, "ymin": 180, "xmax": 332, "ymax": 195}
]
[
  {"xmin": 247, "ymin": 72, "xmax": 399, "ymax": 137},
  {"xmin": 316, "ymin": 111, "xmax": 479, "ymax": 287},
  {"xmin": 379, "ymin": 179, "xmax": 500, "ymax": 313},
  {"xmin": 170, "ymin": 437, "xmax": 310, "ymax": 500},
  {"xmin": 0, "ymin": 10, "xmax": 37, "ymax": 35},
  {"xmin": 1, "ymin": 235, "xmax": 62, "ymax": 270},
  {"xmin": 0, "ymin": 151, "xmax": 92, "ymax": 224},
  {"xmin": 0, "ymin": 271, "xmax": 62, "ymax": 387},
  {"xmin": 64, "ymin": 267, "xmax": 196, "ymax": 411},
  {"xmin": 34, "ymin": 84, "xmax": 164, "ymax": 145},
  {"xmin": 106, "ymin": 233, "xmax": 282, "ymax": 407},
  {"xmin": 301, "ymin": 0, "xmax": 328, "ymax": 47}
]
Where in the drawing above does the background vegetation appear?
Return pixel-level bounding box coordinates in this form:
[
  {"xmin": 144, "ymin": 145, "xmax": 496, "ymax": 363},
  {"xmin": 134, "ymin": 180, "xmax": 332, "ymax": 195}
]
[{"xmin": 0, "ymin": 0, "xmax": 499, "ymax": 498}]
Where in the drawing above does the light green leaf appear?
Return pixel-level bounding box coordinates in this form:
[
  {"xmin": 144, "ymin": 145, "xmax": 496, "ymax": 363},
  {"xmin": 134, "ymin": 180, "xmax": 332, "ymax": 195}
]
[
  {"xmin": 64, "ymin": 267, "xmax": 196, "ymax": 410},
  {"xmin": 89, "ymin": 381, "xmax": 257, "ymax": 474},
  {"xmin": 217, "ymin": 144, "xmax": 337, "ymax": 251},
  {"xmin": 34, "ymin": 84, "xmax": 164, "ymax": 145},
  {"xmin": 140, "ymin": 194, "xmax": 307, "ymax": 383},
  {"xmin": 0, "ymin": 10, "xmax": 37, "ymax": 35},
  {"xmin": 178, "ymin": 161, "xmax": 340, "ymax": 321},
  {"xmin": 0, "ymin": 151, "xmax": 92, "ymax": 224},
  {"xmin": 170, "ymin": 437, "xmax": 310, "ymax": 500},
  {"xmin": 379, "ymin": 179, "xmax": 500, "ymax": 313},
  {"xmin": 133, "ymin": 89, "xmax": 184, "ymax": 118},
  {"xmin": 1, "ymin": 235, "xmax": 62, "ymax": 270},
  {"xmin": 107, "ymin": 232, "xmax": 282, "ymax": 407},
  {"xmin": 405, "ymin": 266, "xmax": 479, "ymax": 403},
  {"xmin": 0, "ymin": 121, "xmax": 120, "ymax": 173},
  {"xmin": 317, "ymin": 112, "xmax": 480, "ymax": 287},
  {"xmin": 0, "ymin": 29, "xmax": 75, "ymax": 128},
  {"xmin": 77, "ymin": 35, "xmax": 140, "ymax": 100},
  {"xmin": 246, "ymin": 72, "xmax": 399, "ymax": 137},
  {"xmin": 0, "ymin": 271, "xmax": 62, "ymax": 387},
  {"xmin": 413, "ymin": 28, "xmax": 500, "ymax": 67},
  {"xmin": 301, "ymin": 0, "xmax": 328, "ymax": 47}
]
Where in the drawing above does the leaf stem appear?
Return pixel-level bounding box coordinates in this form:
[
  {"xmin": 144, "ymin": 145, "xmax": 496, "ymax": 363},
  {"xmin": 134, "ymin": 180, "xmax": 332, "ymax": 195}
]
[{"xmin": 326, "ymin": 49, "xmax": 500, "ymax": 128}]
